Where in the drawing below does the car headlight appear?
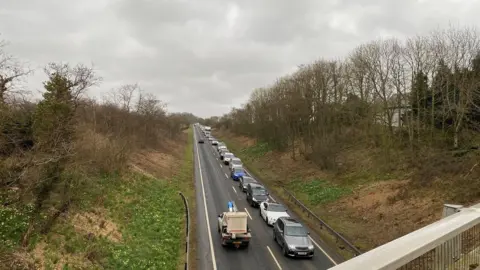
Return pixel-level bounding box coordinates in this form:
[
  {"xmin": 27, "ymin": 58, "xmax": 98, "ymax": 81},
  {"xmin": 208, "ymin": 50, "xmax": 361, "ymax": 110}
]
[
  {"xmin": 288, "ymin": 244, "xmax": 295, "ymax": 250},
  {"xmin": 252, "ymin": 198, "xmax": 257, "ymax": 202},
  {"xmin": 308, "ymin": 245, "xmax": 314, "ymax": 250}
]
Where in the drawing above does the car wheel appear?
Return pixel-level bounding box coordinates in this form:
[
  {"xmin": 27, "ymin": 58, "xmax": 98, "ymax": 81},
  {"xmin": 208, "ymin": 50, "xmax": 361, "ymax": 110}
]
[
  {"xmin": 273, "ymin": 232, "xmax": 277, "ymax": 242},
  {"xmin": 283, "ymin": 246, "xmax": 288, "ymax": 257}
]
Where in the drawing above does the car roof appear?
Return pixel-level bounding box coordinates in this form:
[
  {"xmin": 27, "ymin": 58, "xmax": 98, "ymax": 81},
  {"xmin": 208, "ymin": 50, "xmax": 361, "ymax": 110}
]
[
  {"xmin": 248, "ymin": 183, "xmax": 264, "ymax": 189},
  {"xmin": 280, "ymin": 217, "xmax": 303, "ymax": 227},
  {"xmin": 232, "ymin": 157, "xmax": 241, "ymax": 160},
  {"xmin": 242, "ymin": 176, "xmax": 255, "ymax": 181},
  {"xmin": 266, "ymin": 202, "xmax": 283, "ymax": 207}
]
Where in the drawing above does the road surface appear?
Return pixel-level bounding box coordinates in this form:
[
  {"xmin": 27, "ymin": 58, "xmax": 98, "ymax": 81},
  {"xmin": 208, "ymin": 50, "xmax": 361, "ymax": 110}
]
[{"xmin": 193, "ymin": 126, "xmax": 341, "ymax": 270}]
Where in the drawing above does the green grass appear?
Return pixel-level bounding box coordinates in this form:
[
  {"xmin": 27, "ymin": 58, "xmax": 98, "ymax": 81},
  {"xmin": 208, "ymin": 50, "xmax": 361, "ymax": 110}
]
[
  {"xmin": 288, "ymin": 179, "xmax": 352, "ymax": 205},
  {"xmin": 105, "ymin": 175, "xmax": 183, "ymax": 269},
  {"xmin": 0, "ymin": 128, "xmax": 194, "ymax": 270},
  {"xmin": 0, "ymin": 203, "xmax": 33, "ymax": 251}
]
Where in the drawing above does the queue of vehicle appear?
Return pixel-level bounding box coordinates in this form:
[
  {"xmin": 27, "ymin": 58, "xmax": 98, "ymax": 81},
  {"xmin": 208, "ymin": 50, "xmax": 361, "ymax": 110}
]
[{"xmin": 196, "ymin": 125, "xmax": 315, "ymax": 258}]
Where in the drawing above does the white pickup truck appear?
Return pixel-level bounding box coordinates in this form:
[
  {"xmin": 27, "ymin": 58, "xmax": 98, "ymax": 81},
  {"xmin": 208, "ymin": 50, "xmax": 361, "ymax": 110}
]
[{"xmin": 217, "ymin": 202, "xmax": 251, "ymax": 248}]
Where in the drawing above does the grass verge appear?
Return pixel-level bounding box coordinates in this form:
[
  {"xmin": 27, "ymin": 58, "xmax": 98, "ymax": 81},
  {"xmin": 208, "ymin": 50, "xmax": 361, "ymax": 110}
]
[{"xmin": 0, "ymin": 129, "xmax": 195, "ymax": 270}]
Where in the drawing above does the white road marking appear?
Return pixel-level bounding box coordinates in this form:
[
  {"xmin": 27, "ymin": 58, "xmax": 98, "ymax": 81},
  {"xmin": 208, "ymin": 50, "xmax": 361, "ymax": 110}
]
[
  {"xmin": 232, "ymin": 186, "xmax": 237, "ymax": 194},
  {"xmin": 266, "ymin": 246, "xmax": 283, "ymax": 270},
  {"xmin": 244, "ymin": 208, "xmax": 252, "ymax": 220},
  {"xmin": 222, "ymin": 142, "xmax": 338, "ymax": 265},
  {"xmin": 194, "ymin": 129, "xmax": 217, "ymax": 270},
  {"xmin": 224, "ymin": 173, "xmax": 228, "ymax": 178},
  {"xmin": 309, "ymin": 236, "xmax": 337, "ymax": 265}
]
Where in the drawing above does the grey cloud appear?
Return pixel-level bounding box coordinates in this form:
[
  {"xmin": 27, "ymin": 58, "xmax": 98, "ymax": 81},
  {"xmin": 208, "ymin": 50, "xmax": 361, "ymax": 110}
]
[{"xmin": 1, "ymin": 0, "xmax": 480, "ymax": 117}]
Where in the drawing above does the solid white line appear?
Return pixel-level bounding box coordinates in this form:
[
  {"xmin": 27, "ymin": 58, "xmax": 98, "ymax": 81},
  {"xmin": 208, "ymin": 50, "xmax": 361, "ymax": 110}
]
[
  {"xmin": 269, "ymin": 195, "xmax": 276, "ymax": 202},
  {"xmin": 194, "ymin": 129, "xmax": 217, "ymax": 270},
  {"xmin": 232, "ymin": 186, "xmax": 237, "ymax": 194},
  {"xmin": 244, "ymin": 208, "xmax": 252, "ymax": 220},
  {"xmin": 309, "ymin": 236, "xmax": 337, "ymax": 265},
  {"xmin": 266, "ymin": 246, "xmax": 283, "ymax": 270}
]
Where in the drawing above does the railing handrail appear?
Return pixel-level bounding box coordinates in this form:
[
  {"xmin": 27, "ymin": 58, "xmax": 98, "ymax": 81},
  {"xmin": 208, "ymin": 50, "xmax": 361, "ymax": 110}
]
[
  {"xmin": 179, "ymin": 192, "xmax": 190, "ymax": 270},
  {"xmin": 282, "ymin": 187, "xmax": 362, "ymax": 256},
  {"xmin": 328, "ymin": 203, "xmax": 480, "ymax": 270}
]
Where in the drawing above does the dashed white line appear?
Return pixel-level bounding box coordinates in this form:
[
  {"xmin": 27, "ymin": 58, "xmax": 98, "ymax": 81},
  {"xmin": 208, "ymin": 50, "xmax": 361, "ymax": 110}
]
[
  {"xmin": 194, "ymin": 129, "xmax": 217, "ymax": 270},
  {"xmin": 224, "ymin": 173, "xmax": 228, "ymax": 178},
  {"xmin": 309, "ymin": 236, "xmax": 337, "ymax": 265},
  {"xmin": 266, "ymin": 246, "xmax": 283, "ymax": 270},
  {"xmin": 244, "ymin": 208, "xmax": 252, "ymax": 220},
  {"xmin": 232, "ymin": 186, "xmax": 237, "ymax": 194}
]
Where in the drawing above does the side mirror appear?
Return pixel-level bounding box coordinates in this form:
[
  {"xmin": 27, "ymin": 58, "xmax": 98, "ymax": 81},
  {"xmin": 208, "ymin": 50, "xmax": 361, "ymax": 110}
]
[
  {"xmin": 307, "ymin": 232, "xmax": 310, "ymax": 235},
  {"xmin": 218, "ymin": 214, "xmax": 222, "ymax": 218}
]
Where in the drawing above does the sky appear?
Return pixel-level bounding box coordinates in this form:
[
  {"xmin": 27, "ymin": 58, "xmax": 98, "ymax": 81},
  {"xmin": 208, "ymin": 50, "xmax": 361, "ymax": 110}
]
[{"xmin": 1, "ymin": 0, "xmax": 479, "ymax": 118}]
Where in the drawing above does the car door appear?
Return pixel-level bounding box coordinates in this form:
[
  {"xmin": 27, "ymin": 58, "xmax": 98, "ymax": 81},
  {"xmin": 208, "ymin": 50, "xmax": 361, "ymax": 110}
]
[
  {"xmin": 260, "ymin": 202, "xmax": 266, "ymax": 219},
  {"xmin": 275, "ymin": 219, "xmax": 284, "ymax": 245},
  {"xmin": 246, "ymin": 185, "xmax": 252, "ymax": 202}
]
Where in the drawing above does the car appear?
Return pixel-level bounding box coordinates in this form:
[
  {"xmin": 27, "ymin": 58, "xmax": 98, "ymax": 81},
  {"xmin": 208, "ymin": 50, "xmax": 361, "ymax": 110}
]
[
  {"xmin": 238, "ymin": 176, "xmax": 257, "ymax": 192},
  {"xmin": 208, "ymin": 137, "xmax": 214, "ymax": 142},
  {"xmin": 228, "ymin": 157, "xmax": 243, "ymax": 170},
  {"xmin": 260, "ymin": 202, "xmax": 290, "ymax": 226},
  {"xmin": 219, "ymin": 148, "xmax": 229, "ymax": 160},
  {"xmin": 273, "ymin": 217, "xmax": 314, "ymax": 258},
  {"xmin": 246, "ymin": 183, "xmax": 269, "ymax": 207},
  {"xmin": 217, "ymin": 145, "xmax": 227, "ymax": 153},
  {"xmin": 198, "ymin": 139, "xmax": 205, "ymax": 144},
  {"xmin": 231, "ymin": 167, "xmax": 246, "ymax": 181},
  {"xmin": 223, "ymin": 152, "xmax": 234, "ymax": 165},
  {"xmin": 212, "ymin": 140, "xmax": 219, "ymax": 145},
  {"xmin": 230, "ymin": 164, "xmax": 243, "ymax": 173}
]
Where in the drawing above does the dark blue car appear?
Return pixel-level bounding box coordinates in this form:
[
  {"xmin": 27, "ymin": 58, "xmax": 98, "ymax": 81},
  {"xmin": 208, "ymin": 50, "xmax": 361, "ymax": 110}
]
[{"xmin": 231, "ymin": 168, "xmax": 245, "ymax": 181}]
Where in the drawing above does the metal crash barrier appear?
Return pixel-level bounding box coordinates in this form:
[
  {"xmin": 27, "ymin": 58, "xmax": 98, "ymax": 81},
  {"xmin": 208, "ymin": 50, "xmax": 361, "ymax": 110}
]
[{"xmin": 329, "ymin": 203, "xmax": 480, "ymax": 270}]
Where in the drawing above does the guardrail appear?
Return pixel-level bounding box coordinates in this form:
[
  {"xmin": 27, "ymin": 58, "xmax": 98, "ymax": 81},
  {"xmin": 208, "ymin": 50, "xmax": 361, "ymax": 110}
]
[
  {"xmin": 179, "ymin": 192, "xmax": 190, "ymax": 270},
  {"xmin": 328, "ymin": 203, "xmax": 480, "ymax": 270},
  {"xmin": 282, "ymin": 187, "xmax": 362, "ymax": 258}
]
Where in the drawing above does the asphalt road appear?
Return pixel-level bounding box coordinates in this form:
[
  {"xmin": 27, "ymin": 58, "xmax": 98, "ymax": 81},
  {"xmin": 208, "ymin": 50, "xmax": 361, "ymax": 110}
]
[{"xmin": 193, "ymin": 126, "xmax": 340, "ymax": 270}]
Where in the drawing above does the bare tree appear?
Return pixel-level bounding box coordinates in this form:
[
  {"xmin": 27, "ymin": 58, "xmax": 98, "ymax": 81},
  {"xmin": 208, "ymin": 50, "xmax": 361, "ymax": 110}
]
[{"xmin": 0, "ymin": 40, "xmax": 33, "ymax": 103}]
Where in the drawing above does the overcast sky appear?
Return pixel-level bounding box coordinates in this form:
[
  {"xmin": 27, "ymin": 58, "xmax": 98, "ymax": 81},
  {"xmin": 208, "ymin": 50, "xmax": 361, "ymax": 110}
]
[{"xmin": 1, "ymin": 0, "xmax": 479, "ymax": 117}]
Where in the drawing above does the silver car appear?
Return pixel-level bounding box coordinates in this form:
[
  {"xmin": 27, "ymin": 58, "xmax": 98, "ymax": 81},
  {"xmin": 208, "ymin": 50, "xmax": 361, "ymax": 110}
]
[
  {"xmin": 223, "ymin": 153, "xmax": 234, "ymax": 165},
  {"xmin": 273, "ymin": 217, "xmax": 314, "ymax": 258}
]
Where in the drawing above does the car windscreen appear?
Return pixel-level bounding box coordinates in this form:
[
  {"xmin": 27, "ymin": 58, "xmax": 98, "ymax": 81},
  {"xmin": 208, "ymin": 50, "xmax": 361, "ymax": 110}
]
[
  {"xmin": 243, "ymin": 177, "xmax": 255, "ymax": 184},
  {"xmin": 234, "ymin": 168, "xmax": 244, "ymax": 174},
  {"xmin": 225, "ymin": 153, "xmax": 233, "ymax": 158},
  {"xmin": 285, "ymin": 225, "xmax": 307, "ymax": 237},
  {"xmin": 268, "ymin": 204, "xmax": 286, "ymax": 212},
  {"xmin": 252, "ymin": 187, "xmax": 267, "ymax": 196},
  {"xmin": 232, "ymin": 159, "xmax": 242, "ymax": 165}
]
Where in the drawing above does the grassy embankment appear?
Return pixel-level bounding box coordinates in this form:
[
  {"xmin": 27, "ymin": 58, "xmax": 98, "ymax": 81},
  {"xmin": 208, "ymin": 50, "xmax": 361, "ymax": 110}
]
[
  {"xmin": 0, "ymin": 128, "xmax": 195, "ymax": 270},
  {"xmin": 215, "ymin": 129, "xmax": 480, "ymax": 259}
]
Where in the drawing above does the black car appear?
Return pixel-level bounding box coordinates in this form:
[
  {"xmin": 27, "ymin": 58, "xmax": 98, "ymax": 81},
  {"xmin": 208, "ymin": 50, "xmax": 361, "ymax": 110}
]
[
  {"xmin": 246, "ymin": 183, "xmax": 269, "ymax": 207},
  {"xmin": 198, "ymin": 139, "xmax": 204, "ymax": 143},
  {"xmin": 238, "ymin": 176, "xmax": 257, "ymax": 192}
]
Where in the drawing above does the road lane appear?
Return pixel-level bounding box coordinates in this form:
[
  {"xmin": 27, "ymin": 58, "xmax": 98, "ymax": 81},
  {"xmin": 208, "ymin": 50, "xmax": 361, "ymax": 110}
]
[{"xmin": 194, "ymin": 126, "xmax": 337, "ymax": 270}]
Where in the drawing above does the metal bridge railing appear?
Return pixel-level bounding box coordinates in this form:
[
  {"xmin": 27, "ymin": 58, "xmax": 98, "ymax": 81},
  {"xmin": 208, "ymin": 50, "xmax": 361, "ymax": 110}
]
[{"xmin": 329, "ymin": 203, "xmax": 480, "ymax": 270}]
